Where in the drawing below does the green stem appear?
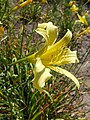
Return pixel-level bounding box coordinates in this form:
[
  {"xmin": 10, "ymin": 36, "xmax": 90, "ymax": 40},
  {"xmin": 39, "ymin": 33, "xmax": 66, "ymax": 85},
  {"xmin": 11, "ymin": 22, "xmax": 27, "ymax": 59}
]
[
  {"xmin": 1, "ymin": 0, "xmax": 8, "ymax": 20},
  {"xmin": 84, "ymin": 0, "xmax": 90, "ymax": 6},
  {"xmin": 10, "ymin": 52, "xmax": 36, "ymax": 66},
  {"xmin": 10, "ymin": 57, "xmax": 27, "ymax": 66}
]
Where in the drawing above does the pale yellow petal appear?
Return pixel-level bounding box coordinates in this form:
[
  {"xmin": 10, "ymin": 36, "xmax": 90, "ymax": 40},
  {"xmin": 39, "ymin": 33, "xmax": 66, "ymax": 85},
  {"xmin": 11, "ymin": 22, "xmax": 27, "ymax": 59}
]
[
  {"xmin": 49, "ymin": 66, "xmax": 80, "ymax": 89},
  {"xmin": 36, "ymin": 22, "xmax": 58, "ymax": 46},
  {"xmin": 40, "ymin": 29, "xmax": 72, "ymax": 66},
  {"xmin": 50, "ymin": 48, "xmax": 79, "ymax": 65},
  {"xmin": 35, "ymin": 28, "xmax": 49, "ymax": 41},
  {"xmin": 32, "ymin": 58, "xmax": 52, "ymax": 93}
]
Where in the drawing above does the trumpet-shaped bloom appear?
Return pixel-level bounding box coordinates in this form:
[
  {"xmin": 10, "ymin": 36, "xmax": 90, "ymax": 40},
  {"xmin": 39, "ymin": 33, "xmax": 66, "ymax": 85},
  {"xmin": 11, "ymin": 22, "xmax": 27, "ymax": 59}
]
[
  {"xmin": 77, "ymin": 13, "xmax": 88, "ymax": 26},
  {"xmin": 12, "ymin": 22, "xmax": 80, "ymax": 93},
  {"xmin": 70, "ymin": 4, "xmax": 78, "ymax": 12},
  {"xmin": 68, "ymin": 0, "xmax": 78, "ymax": 12}
]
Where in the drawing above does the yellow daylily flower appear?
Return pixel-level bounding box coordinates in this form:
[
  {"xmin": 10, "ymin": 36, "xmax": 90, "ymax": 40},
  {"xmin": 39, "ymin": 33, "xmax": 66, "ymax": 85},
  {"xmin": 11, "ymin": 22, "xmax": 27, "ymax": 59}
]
[
  {"xmin": 25, "ymin": 22, "xmax": 59, "ymax": 62},
  {"xmin": 68, "ymin": 1, "xmax": 76, "ymax": 6},
  {"xmin": 77, "ymin": 13, "xmax": 88, "ymax": 26},
  {"xmin": 70, "ymin": 4, "xmax": 78, "ymax": 12},
  {"xmin": 12, "ymin": 22, "xmax": 80, "ymax": 93}
]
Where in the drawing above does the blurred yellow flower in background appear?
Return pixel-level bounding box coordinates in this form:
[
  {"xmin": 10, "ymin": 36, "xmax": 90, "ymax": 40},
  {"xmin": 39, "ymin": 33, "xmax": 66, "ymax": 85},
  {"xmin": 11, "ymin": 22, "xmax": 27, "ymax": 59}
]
[
  {"xmin": 77, "ymin": 13, "xmax": 88, "ymax": 26},
  {"xmin": 70, "ymin": 4, "xmax": 78, "ymax": 12},
  {"xmin": 0, "ymin": 26, "xmax": 4, "ymax": 37},
  {"xmin": 68, "ymin": 1, "xmax": 76, "ymax": 6}
]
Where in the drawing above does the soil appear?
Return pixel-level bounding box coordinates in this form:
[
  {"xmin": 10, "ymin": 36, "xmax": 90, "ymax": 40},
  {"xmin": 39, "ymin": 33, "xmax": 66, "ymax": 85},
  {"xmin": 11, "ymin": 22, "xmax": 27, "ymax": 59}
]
[{"xmin": 76, "ymin": 34, "xmax": 90, "ymax": 119}]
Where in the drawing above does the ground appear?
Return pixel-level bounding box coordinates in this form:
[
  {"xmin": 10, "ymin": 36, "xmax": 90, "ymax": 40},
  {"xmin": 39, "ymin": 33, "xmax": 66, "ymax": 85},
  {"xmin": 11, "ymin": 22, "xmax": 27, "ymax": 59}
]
[{"xmin": 77, "ymin": 34, "xmax": 90, "ymax": 119}]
